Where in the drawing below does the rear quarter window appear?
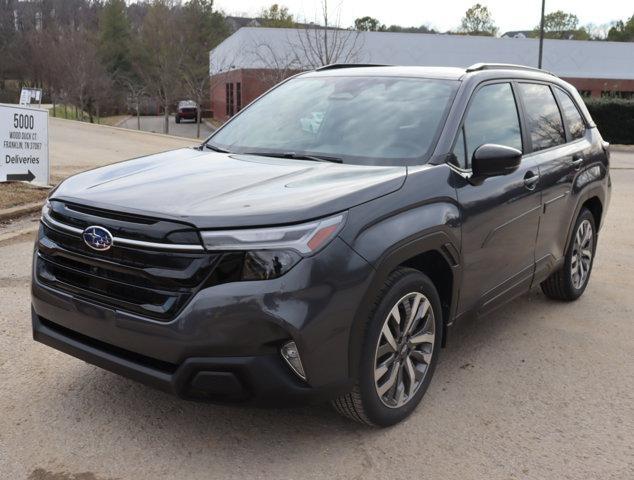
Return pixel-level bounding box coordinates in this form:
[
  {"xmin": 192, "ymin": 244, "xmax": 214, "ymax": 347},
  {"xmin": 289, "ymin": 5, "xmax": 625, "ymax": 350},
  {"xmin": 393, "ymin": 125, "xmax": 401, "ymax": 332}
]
[{"xmin": 554, "ymin": 88, "xmax": 586, "ymax": 140}]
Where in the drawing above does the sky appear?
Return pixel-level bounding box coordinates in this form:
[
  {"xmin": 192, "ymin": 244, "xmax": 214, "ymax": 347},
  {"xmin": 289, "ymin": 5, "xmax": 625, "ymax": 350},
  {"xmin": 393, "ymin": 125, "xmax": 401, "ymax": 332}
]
[{"xmin": 213, "ymin": 0, "xmax": 632, "ymax": 34}]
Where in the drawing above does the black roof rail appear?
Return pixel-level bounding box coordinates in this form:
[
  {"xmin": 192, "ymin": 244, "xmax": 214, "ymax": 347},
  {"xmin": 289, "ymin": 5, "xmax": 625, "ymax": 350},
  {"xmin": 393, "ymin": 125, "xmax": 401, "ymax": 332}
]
[
  {"xmin": 315, "ymin": 63, "xmax": 391, "ymax": 71},
  {"xmin": 466, "ymin": 63, "xmax": 556, "ymax": 76}
]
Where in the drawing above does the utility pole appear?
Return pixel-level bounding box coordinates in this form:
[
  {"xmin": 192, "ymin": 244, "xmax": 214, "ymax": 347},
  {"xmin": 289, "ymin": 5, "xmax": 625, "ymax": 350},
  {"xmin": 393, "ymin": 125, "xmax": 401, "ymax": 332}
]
[{"xmin": 538, "ymin": 0, "xmax": 546, "ymax": 68}]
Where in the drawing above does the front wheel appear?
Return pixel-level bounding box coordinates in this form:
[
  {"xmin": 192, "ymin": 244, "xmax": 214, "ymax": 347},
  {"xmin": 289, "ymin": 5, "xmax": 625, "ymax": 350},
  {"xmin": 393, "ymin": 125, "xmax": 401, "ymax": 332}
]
[
  {"xmin": 332, "ymin": 268, "xmax": 442, "ymax": 426},
  {"xmin": 541, "ymin": 208, "xmax": 597, "ymax": 301}
]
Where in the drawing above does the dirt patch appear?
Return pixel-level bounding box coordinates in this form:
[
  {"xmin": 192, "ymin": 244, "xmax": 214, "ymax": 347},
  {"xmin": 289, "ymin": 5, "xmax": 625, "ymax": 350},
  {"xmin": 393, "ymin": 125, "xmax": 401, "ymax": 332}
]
[
  {"xmin": 0, "ymin": 182, "xmax": 49, "ymax": 210},
  {"xmin": 28, "ymin": 469, "xmax": 118, "ymax": 480}
]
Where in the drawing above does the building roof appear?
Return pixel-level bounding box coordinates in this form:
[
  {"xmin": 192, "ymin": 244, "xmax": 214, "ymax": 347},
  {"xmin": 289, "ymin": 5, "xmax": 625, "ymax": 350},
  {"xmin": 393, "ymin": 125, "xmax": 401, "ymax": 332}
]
[{"xmin": 209, "ymin": 27, "xmax": 634, "ymax": 80}]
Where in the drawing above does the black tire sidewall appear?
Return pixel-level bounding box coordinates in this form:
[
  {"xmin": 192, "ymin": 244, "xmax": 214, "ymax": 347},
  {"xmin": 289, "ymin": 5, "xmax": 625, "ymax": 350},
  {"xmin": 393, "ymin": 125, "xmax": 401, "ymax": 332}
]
[
  {"xmin": 563, "ymin": 209, "xmax": 597, "ymax": 299},
  {"xmin": 358, "ymin": 270, "xmax": 443, "ymax": 427}
]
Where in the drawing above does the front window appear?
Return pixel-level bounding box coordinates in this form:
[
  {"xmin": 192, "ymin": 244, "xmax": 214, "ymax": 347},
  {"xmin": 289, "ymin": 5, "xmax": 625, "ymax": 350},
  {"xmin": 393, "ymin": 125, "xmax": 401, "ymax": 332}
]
[{"xmin": 207, "ymin": 75, "xmax": 459, "ymax": 166}]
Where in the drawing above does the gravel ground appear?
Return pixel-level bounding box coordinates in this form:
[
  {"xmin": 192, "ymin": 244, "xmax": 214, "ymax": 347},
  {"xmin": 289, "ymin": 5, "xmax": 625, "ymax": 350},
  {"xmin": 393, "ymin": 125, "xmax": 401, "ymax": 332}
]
[{"xmin": 0, "ymin": 149, "xmax": 632, "ymax": 480}]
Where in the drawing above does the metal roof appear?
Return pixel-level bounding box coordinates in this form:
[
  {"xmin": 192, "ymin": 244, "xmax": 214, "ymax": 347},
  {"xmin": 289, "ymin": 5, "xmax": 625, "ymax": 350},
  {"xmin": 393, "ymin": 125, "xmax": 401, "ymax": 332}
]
[{"xmin": 209, "ymin": 27, "xmax": 634, "ymax": 80}]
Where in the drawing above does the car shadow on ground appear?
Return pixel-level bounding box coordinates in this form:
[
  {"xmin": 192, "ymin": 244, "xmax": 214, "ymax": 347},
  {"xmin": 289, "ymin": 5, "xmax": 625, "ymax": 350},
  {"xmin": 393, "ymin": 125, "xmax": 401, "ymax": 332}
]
[{"xmin": 50, "ymin": 288, "xmax": 555, "ymax": 450}]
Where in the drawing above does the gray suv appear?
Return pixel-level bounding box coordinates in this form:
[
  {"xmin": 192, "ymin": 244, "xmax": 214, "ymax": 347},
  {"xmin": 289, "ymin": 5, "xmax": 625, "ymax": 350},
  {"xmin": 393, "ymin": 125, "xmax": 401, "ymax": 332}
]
[{"xmin": 32, "ymin": 64, "xmax": 610, "ymax": 426}]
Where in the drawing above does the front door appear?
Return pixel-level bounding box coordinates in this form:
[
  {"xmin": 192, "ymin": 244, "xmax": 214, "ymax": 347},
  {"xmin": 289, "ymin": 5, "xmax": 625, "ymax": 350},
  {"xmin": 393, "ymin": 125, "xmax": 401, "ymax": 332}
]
[{"xmin": 450, "ymin": 81, "xmax": 541, "ymax": 316}]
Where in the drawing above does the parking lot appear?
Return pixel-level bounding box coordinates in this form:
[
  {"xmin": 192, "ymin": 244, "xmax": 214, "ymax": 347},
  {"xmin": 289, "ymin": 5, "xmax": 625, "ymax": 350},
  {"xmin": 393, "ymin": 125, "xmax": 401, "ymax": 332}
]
[
  {"xmin": 0, "ymin": 122, "xmax": 632, "ymax": 479},
  {"xmin": 117, "ymin": 115, "xmax": 214, "ymax": 140}
]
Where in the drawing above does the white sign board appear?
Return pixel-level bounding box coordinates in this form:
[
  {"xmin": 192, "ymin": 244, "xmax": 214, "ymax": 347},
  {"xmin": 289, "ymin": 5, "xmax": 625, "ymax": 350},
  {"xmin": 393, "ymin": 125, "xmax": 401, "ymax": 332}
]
[
  {"xmin": 0, "ymin": 104, "xmax": 49, "ymax": 185},
  {"xmin": 19, "ymin": 88, "xmax": 42, "ymax": 106}
]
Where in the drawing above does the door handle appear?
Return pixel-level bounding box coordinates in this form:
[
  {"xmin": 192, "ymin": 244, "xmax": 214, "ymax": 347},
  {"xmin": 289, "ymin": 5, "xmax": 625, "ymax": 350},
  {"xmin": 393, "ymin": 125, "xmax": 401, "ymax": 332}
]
[
  {"xmin": 523, "ymin": 172, "xmax": 539, "ymax": 190},
  {"xmin": 571, "ymin": 154, "xmax": 584, "ymax": 169}
]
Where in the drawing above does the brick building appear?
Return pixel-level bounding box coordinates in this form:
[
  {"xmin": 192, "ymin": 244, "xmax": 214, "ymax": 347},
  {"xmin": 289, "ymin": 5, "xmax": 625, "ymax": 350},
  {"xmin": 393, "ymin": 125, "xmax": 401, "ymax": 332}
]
[{"xmin": 209, "ymin": 27, "xmax": 634, "ymax": 122}]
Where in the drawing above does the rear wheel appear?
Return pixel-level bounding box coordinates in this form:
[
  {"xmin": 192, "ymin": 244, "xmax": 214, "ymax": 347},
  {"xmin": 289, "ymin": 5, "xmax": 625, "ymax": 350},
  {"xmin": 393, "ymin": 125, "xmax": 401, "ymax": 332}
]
[
  {"xmin": 175, "ymin": 116, "xmax": 181, "ymax": 124},
  {"xmin": 541, "ymin": 208, "xmax": 596, "ymax": 301},
  {"xmin": 332, "ymin": 268, "xmax": 442, "ymax": 426}
]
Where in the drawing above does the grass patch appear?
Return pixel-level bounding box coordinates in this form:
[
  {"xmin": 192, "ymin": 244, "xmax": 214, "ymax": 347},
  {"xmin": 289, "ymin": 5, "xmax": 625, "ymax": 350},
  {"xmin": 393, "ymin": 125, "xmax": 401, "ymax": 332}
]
[
  {"xmin": 48, "ymin": 104, "xmax": 89, "ymax": 121},
  {"xmin": 98, "ymin": 115, "xmax": 130, "ymax": 127},
  {"xmin": 0, "ymin": 182, "xmax": 49, "ymax": 210}
]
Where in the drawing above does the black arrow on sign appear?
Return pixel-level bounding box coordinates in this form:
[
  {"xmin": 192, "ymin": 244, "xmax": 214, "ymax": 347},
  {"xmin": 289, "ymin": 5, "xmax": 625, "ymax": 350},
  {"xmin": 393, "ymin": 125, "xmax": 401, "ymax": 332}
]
[{"xmin": 6, "ymin": 170, "xmax": 36, "ymax": 182}]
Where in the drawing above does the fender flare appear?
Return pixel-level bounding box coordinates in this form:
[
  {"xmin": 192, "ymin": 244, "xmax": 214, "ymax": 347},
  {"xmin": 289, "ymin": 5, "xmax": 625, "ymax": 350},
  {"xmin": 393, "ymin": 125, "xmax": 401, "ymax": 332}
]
[{"xmin": 346, "ymin": 229, "xmax": 461, "ymax": 378}]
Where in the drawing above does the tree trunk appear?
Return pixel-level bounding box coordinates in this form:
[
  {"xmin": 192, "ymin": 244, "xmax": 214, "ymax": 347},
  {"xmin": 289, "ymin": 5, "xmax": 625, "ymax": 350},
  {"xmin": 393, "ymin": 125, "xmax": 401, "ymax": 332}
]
[
  {"xmin": 163, "ymin": 103, "xmax": 169, "ymax": 134},
  {"xmin": 64, "ymin": 103, "xmax": 67, "ymax": 119},
  {"xmin": 52, "ymin": 97, "xmax": 56, "ymax": 118},
  {"xmin": 196, "ymin": 103, "xmax": 201, "ymax": 139},
  {"xmin": 136, "ymin": 99, "xmax": 141, "ymax": 130}
]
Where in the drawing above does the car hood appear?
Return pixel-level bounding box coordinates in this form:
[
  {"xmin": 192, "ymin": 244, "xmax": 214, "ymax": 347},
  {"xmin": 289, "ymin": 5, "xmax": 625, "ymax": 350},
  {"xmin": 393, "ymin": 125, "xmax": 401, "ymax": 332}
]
[{"xmin": 51, "ymin": 148, "xmax": 407, "ymax": 228}]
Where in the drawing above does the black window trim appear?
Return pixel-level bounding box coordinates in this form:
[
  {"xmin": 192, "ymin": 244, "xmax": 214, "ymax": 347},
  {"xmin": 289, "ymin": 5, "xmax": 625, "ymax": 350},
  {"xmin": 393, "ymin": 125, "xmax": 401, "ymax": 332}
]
[{"xmin": 448, "ymin": 78, "xmax": 525, "ymax": 172}]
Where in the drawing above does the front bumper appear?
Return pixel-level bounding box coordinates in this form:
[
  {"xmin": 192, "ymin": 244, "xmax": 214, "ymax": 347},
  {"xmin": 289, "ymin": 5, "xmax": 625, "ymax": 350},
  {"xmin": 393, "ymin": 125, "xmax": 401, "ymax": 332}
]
[{"xmin": 31, "ymin": 237, "xmax": 374, "ymax": 405}]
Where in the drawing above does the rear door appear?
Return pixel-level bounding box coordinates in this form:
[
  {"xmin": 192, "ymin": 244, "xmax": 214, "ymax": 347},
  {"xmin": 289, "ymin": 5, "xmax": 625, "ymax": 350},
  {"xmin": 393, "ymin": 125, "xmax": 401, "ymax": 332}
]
[
  {"xmin": 516, "ymin": 83, "xmax": 592, "ymax": 283},
  {"xmin": 451, "ymin": 81, "xmax": 541, "ymax": 316}
]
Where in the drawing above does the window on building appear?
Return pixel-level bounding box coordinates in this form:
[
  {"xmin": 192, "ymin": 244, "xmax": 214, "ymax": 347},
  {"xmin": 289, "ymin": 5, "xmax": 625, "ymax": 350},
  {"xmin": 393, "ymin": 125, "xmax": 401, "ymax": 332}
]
[
  {"xmin": 518, "ymin": 83, "xmax": 566, "ymax": 152},
  {"xmin": 455, "ymin": 82, "xmax": 522, "ymax": 168},
  {"xmin": 225, "ymin": 83, "xmax": 230, "ymax": 116},
  {"xmin": 236, "ymin": 82, "xmax": 242, "ymax": 111},
  {"xmin": 554, "ymin": 88, "xmax": 586, "ymax": 140},
  {"xmin": 229, "ymin": 83, "xmax": 235, "ymax": 116}
]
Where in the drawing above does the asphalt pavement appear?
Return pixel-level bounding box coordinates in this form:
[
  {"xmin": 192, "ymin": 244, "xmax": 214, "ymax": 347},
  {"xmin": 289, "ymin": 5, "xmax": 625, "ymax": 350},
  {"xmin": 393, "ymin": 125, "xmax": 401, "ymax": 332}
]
[
  {"xmin": 0, "ymin": 122, "xmax": 632, "ymax": 479},
  {"xmin": 117, "ymin": 115, "xmax": 214, "ymax": 140}
]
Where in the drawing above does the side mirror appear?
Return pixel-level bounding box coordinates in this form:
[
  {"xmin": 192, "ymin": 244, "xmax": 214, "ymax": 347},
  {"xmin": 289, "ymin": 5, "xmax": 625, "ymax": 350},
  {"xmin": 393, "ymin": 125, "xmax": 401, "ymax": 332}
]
[{"xmin": 471, "ymin": 144, "xmax": 522, "ymax": 178}]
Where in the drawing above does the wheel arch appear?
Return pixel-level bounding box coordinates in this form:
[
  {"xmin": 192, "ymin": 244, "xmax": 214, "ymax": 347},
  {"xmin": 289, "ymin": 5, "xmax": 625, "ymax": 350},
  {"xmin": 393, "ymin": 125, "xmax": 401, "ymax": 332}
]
[{"xmin": 347, "ymin": 231, "xmax": 461, "ymax": 379}]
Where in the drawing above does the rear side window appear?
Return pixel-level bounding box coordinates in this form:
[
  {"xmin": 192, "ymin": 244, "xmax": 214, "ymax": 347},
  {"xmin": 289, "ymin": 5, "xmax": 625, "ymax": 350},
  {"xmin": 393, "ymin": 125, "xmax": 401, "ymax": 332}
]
[
  {"xmin": 518, "ymin": 83, "xmax": 566, "ymax": 151},
  {"xmin": 454, "ymin": 82, "xmax": 522, "ymax": 168},
  {"xmin": 554, "ymin": 88, "xmax": 586, "ymax": 140}
]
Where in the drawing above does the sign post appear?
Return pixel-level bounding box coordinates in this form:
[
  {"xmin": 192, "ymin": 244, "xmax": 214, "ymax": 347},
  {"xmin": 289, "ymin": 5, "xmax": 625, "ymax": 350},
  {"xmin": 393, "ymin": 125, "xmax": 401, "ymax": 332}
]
[{"xmin": 0, "ymin": 104, "xmax": 49, "ymax": 185}]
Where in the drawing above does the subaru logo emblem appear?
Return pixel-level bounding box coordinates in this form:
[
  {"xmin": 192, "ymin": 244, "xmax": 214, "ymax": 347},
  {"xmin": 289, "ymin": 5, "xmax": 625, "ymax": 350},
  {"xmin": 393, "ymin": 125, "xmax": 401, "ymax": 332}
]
[{"xmin": 82, "ymin": 226, "xmax": 114, "ymax": 251}]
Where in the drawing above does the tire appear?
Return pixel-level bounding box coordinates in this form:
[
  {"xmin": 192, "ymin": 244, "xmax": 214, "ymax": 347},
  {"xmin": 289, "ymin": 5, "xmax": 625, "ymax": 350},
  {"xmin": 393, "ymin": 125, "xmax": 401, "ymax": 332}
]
[
  {"xmin": 541, "ymin": 208, "xmax": 597, "ymax": 301},
  {"xmin": 175, "ymin": 116, "xmax": 181, "ymax": 124},
  {"xmin": 332, "ymin": 267, "xmax": 443, "ymax": 427}
]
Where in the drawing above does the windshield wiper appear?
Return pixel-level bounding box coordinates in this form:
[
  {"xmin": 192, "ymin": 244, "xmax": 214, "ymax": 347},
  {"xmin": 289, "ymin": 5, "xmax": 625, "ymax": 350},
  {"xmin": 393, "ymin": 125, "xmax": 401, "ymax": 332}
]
[
  {"xmin": 243, "ymin": 151, "xmax": 343, "ymax": 164},
  {"xmin": 204, "ymin": 143, "xmax": 231, "ymax": 153}
]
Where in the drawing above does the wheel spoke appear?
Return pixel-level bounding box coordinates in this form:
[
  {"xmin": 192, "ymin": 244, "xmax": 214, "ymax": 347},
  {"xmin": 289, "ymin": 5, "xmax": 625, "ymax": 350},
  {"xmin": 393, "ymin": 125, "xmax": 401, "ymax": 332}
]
[
  {"xmin": 382, "ymin": 323, "xmax": 398, "ymax": 351},
  {"xmin": 403, "ymin": 294, "xmax": 421, "ymax": 335},
  {"xmin": 377, "ymin": 360, "xmax": 399, "ymax": 396},
  {"xmin": 581, "ymin": 248, "xmax": 592, "ymax": 260},
  {"xmin": 410, "ymin": 349, "xmax": 432, "ymax": 365},
  {"xmin": 410, "ymin": 332, "xmax": 434, "ymax": 346},
  {"xmin": 375, "ymin": 355, "xmax": 394, "ymax": 382},
  {"xmin": 377, "ymin": 342, "xmax": 395, "ymax": 358},
  {"xmin": 404, "ymin": 357, "xmax": 417, "ymax": 396}
]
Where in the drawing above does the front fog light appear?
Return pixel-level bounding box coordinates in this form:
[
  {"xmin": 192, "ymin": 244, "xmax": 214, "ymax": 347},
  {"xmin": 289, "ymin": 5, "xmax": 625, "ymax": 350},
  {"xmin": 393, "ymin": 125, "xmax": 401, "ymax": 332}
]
[{"xmin": 281, "ymin": 341, "xmax": 306, "ymax": 380}]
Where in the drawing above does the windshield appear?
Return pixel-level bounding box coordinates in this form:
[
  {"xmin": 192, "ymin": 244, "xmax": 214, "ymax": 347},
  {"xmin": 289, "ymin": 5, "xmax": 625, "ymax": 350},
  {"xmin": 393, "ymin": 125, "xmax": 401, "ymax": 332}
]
[{"xmin": 207, "ymin": 75, "xmax": 459, "ymax": 166}]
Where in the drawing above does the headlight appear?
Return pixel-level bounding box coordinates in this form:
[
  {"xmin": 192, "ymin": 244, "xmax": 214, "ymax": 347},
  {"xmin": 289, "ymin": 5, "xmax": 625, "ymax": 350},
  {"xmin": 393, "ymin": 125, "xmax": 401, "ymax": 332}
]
[{"xmin": 200, "ymin": 213, "xmax": 346, "ymax": 255}]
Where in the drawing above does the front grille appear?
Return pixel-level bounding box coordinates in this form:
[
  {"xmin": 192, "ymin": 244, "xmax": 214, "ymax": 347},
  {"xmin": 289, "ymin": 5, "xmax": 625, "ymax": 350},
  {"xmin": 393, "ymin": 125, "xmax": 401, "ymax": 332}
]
[{"xmin": 36, "ymin": 200, "xmax": 219, "ymax": 321}]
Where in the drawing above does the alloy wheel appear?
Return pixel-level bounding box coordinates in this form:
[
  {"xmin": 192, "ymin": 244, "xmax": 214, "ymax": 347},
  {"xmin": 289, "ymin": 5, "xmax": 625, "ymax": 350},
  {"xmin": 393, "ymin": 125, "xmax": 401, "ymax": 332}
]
[
  {"xmin": 374, "ymin": 292, "xmax": 435, "ymax": 408},
  {"xmin": 571, "ymin": 219, "xmax": 594, "ymax": 290}
]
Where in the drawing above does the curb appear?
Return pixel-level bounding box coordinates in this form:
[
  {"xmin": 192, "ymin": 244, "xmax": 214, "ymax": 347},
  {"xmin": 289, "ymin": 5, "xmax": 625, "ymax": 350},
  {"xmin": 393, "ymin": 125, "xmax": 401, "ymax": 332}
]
[
  {"xmin": 0, "ymin": 202, "xmax": 43, "ymax": 222},
  {"xmin": 50, "ymin": 117, "xmax": 197, "ymax": 144},
  {"xmin": 0, "ymin": 223, "xmax": 39, "ymax": 244}
]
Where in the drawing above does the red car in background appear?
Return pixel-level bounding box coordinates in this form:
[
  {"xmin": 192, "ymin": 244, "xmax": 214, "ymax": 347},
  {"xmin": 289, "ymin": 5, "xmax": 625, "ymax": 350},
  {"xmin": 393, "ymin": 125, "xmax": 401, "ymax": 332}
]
[{"xmin": 175, "ymin": 100, "xmax": 199, "ymax": 123}]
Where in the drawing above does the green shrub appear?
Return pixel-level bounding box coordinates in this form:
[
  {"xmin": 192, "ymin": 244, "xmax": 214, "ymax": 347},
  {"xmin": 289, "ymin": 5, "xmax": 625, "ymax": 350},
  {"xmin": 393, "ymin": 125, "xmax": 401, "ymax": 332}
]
[{"xmin": 584, "ymin": 98, "xmax": 634, "ymax": 145}]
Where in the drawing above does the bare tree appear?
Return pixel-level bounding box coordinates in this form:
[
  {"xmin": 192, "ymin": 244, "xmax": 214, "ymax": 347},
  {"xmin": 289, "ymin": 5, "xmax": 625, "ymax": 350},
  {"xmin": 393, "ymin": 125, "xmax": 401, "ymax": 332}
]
[
  {"xmin": 179, "ymin": 0, "xmax": 228, "ymax": 138},
  {"xmin": 293, "ymin": 0, "xmax": 363, "ymax": 68},
  {"xmin": 117, "ymin": 73, "xmax": 146, "ymax": 130},
  {"xmin": 249, "ymin": 40, "xmax": 301, "ymax": 87},
  {"xmin": 134, "ymin": 0, "xmax": 183, "ymax": 134}
]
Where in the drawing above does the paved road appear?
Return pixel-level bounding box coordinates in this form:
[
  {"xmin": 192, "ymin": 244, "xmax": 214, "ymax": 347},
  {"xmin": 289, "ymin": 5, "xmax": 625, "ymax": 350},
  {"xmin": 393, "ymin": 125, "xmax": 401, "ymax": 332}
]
[
  {"xmin": 117, "ymin": 115, "xmax": 214, "ymax": 140},
  {"xmin": 48, "ymin": 117, "xmax": 197, "ymax": 183},
  {"xmin": 0, "ymin": 150, "xmax": 632, "ymax": 479}
]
